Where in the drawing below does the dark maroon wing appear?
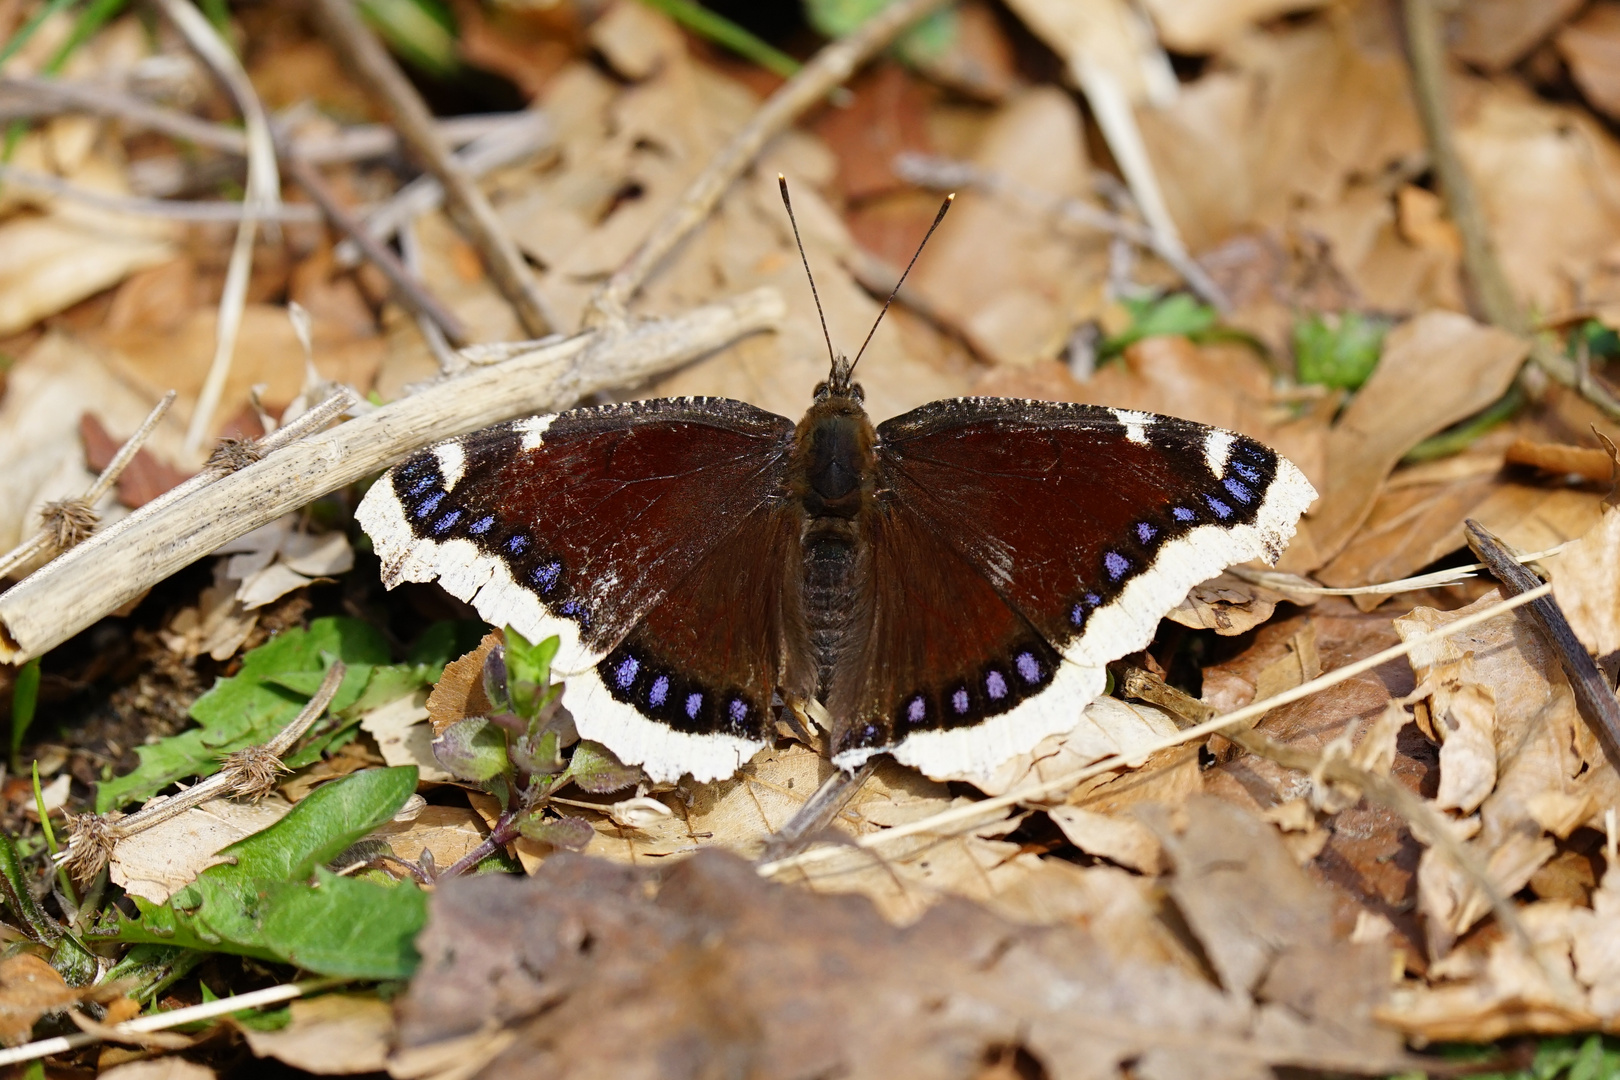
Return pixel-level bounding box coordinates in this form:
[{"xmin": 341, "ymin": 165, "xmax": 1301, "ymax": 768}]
[
  {"xmin": 830, "ymin": 398, "xmax": 1314, "ymax": 778},
  {"xmin": 355, "ymin": 398, "xmax": 802, "ymax": 782}
]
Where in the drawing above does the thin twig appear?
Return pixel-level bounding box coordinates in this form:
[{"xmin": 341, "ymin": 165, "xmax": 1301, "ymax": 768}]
[
  {"xmin": 894, "ymin": 152, "xmax": 1230, "ymax": 311},
  {"xmin": 0, "ymin": 288, "xmax": 784, "ymax": 663},
  {"xmin": 0, "ymin": 164, "xmax": 321, "ymax": 222},
  {"xmin": 1465, "ymin": 520, "xmax": 1620, "ymax": 771},
  {"xmin": 280, "ymin": 145, "xmax": 469, "ymax": 346},
  {"xmin": 0, "ymin": 391, "xmax": 175, "ymax": 580},
  {"xmin": 57, "ymin": 663, "xmax": 346, "ymax": 883},
  {"xmin": 0, "ymin": 978, "xmax": 340, "ymax": 1068},
  {"xmin": 586, "ymin": 0, "xmax": 953, "ymax": 326},
  {"xmin": 399, "ymin": 217, "xmax": 459, "ymax": 373},
  {"xmin": 333, "ymin": 110, "xmax": 553, "ymax": 268},
  {"xmin": 0, "ymin": 75, "xmax": 533, "ymax": 162},
  {"xmin": 308, "ymin": 0, "xmax": 556, "ymax": 338},
  {"xmin": 756, "ymin": 584, "xmax": 1552, "ymax": 878},
  {"xmin": 153, "ymin": 0, "xmax": 282, "ymax": 461}
]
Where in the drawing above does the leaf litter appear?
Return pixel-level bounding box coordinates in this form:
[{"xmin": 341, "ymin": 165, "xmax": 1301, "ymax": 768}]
[{"xmin": 3, "ymin": 0, "xmax": 1620, "ymax": 1074}]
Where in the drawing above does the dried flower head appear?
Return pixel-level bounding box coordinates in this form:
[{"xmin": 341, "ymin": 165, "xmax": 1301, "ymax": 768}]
[
  {"xmin": 220, "ymin": 744, "xmax": 289, "ymax": 801},
  {"xmin": 40, "ymin": 498, "xmax": 99, "ymax": 554},
  {"xmin": 206, "ymin": 437, "xmax": 263, "ymax": 472}
]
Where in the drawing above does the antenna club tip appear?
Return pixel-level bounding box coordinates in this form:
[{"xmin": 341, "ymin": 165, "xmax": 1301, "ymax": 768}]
[
  {"xmin": 778, "ymin": 173, "xmax": 786, "ymax": 181},
  {"xmin": 947, "ymin": 192, "xmax": 956, "ymax": 201}
]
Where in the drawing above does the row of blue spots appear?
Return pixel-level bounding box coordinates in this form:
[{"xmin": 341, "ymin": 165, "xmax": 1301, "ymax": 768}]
[
  {"xmin": 1071, "ymin": 592, "xmax": 1102, "ymax": 628},
  {"xmin": 470, "ymin": 515, "xmax": 495, "ymax": 535},
  {"xmin": 433, "ymin": 508, "xmax": 461, "ymax": 535},
  {"xmin": 1104, "ymin": 551, "xmax": 1131, "ymax": 581},
  {"xmin": 1223, "ymin": 476, "xmax": 1254, "ymax": 504},
  {"xmin": 532, "ymin": 560, "xmax": 561, "ymax": 593},
  {"xmin": 1173, "ymin": 506, "xmax": 1195, "ymax": 522},
  {"xmin": 414, "ymin": 491, "xmax": 444, "ymax": 520}
]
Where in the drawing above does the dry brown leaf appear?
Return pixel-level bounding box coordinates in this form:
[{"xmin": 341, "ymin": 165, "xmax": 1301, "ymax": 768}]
[
  {"xmin": 1458, "ymin": 85, "xmax": 1620, "ymax": 314},
  {"xmin": 98, "ymin": 1060, "xmax": 217, "ymax": 1080},
  {"xmin": 1454, "ymin": 0, "xmax": 1584, "ymax": 72},
  {"xmin": 1412, "ymin": 655, "xmax": 1499, "ymax": 815},
  {"xmin": 0, "ymin": 331, "xmax": 176, "ymax": 553},
  {"xmin": 1559, "ymin": 3, "xmax": 1620, "ymax": 122},
  {"xmin": 108, "ymin": 796, "xmax": 292, "ymax": 904},
  {"xmin": 425, "ymin": 630, "xmax": 500, "ymax": 735},
  {"xmin": 1549, "ymin": 503, "xmax": 1620, "ymax": 656},
  {"xmin": 0, "ymin": 953, "xmax": 86, "ymax": 1045},
  {"xmin": 0, "ymin": 152, "xmax": 177, "ymax": 337},
  {"xmin": 1045, "ymin": 804, "xmax": 1164, "ymax": 873},
  {"xmin": 241, "ymin": 994, "xmax": 393, "ymax": 1075},
  {"xmin": 1397, "ymin": 591, "xmax": 1620, "ymax": 956},
  {"xmin": 952, "ymin": 695, "xmax": 1183, "ymax": 797},
  {"xmin": 906, "ymin": 87, "xmax": 1102, "ymax": 369},
  {"xmin": 1505, "ymin": 437, "xmax": 1617, "ymax": 483},
  {"xmin": 1307, "ymin": 311, "xmax": 1529, "ymax": 569},
  {"xmin": 1139, "ymin": 0, "xmax": 1332, "ymax": 54},
  {"xmin": 393, "ymin": 848, "xmax": 1409, "ymax": 1080},
  {"xmin": 369, "ymin": 805, "xmax": 491, "ymax": 872},
  {"xmin": 360, "ymin": 692, "xmax": 450, "ymax": 782},
  {"xmin": 1165, "ymin": 569, "xmax": 1291, "ymax": 635}
]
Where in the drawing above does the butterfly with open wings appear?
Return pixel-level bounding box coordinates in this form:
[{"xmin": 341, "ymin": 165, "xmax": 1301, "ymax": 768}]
[{"xmin": 357, "ymin": 179, "xmax": 1316, "ymax": 785}]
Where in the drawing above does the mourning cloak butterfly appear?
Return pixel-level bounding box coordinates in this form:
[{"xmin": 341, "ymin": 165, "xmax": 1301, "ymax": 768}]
[{"xmin": 357, "ymin": 181, "xmax": 1316, "ymax": 784}]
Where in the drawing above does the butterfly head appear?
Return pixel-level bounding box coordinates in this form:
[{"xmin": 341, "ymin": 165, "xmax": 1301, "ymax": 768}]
[{"xmin": 815, "ymin": 355, "xmax": 864, "ymax": 404}]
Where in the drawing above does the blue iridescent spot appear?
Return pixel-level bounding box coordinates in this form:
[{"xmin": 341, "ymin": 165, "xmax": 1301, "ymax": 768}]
[
  {"xmin": 532, "ymin": 561, "xmax": 561, "ymax": 591},
  {"xmin": 648, "ymin": 676, "xmax": 669, "ymax": 708},
  {"xmin": 728, "ymin": 698, "xmax": 748, "ymax": 724},
  {"xmin": 907, "ymin": 696, "xmax": 926, "ymax": 722},
  {"xmin": 560, "ymin": 601, "xmax": 587, "ymax": 627},
  {"xmin": 470, "ymin": 515, "xmax": 495, "ymax": 535},
  {"xmin": 1105, "ymin": 551, "xmax": 1130, "ymax": 581},
  {"xmin": 685, "ymin": 692, "xmax": 703, "ymax": 719},
  {"xmin": 1071, "ymin": 604, "xmax": 1087, "ymax": 627},
  {"xmin": 1206, "ymin": 494, "xmax": 1233, "ymax": 519},
  {"xmin": 951, "ymin": 688, "xmax": 970, "ymax": 714},
  {"xmin": 506, "ymin": 534, "xmax": 529, "ymax": 555},
  {"xmin": 1232, "ymin": 460, "xmax": 1261, "ymax": 482},
  {"xmin": 1173, "ymin": 506, "xmax": 1195, "ymax": 522},
  {"xmin": 1016, "ymin": 652, "xmax": 1041, "ymax": 683},
  {"xmin": 1223, "ymin": 477, "xmax": 1253, "ymax": 504},
  {"xmin": 986, "ymin": 671, "xmax": 1008, "ymax": 700},
  {"xmin": 1086, "ymin": 593, "xmax": 1101, "ymax": 606},
  {"xmin": 1137, "ymin": 522, "xmax": 1157, "ymax": 543},
  {"xmin": 408, "ymin": 476, "xmax": 436, "ymax": 497},
  {"xmin": 432, "ymin": 509, "xmax": 462, "ymax": 534},
  {"xmin": 414, "ymin": 491, "xmax": 444, "ymax": 519},
  {"xmin": 614, "ymin": 655, "xmax": 639, "ymax": 690}
]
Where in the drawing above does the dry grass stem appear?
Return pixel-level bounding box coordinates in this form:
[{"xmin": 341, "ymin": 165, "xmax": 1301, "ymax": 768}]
[
  {"xmin": 757, "ymin": 583, "xmax": 1553, "ymax": 879},
  {"xmin": 0, "ymin": 980, "xmax": 332, "ymax": 1069},
  {"xmin": 895, "ymin": 152, "xmax": 1230, "ymax": 310},
  {"xmin": 57, "ymin": 663, "xmax": 346, "ymax": 882},
  {"xmin": 0, "ymin": 164, "xmax": 322, "ymax": 223},
  {"xmin": 1228, "ymin": 541, "xmax": 1576, "ymax": 597},
  {"xmin": 0, "ymin": 391, "xmax": 175, "ymax": 579},
  {"xmin": 154, "ymin": 0, "xmax": 283, "ymax": 461},
  {"xmin": 0, "ymin": 289, "xmax": 784, "ymax": 663},
  {"xmin": 334, "ymin": 111, "xmax": 553, "ymax": 268},
  {"xmin": 308, "ymin": 0, "xmax": 556, "ymax": 337},
  {"xmin": 586, "ymin": 0, "xmax": 953, "ymax": 326},
  {"xmin": 281, "ymin": 147, "xmax": 469, "ymax": 345}
]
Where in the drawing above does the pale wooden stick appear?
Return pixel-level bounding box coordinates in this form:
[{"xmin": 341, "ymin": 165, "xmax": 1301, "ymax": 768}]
[
  {"xmin": 585, "ymin": 0, "xmax": 952, "ymax": 326},
  {"xmin": 0, "ymin": 288, "xmax": 785, "ymax": 663},
  {"xmin": 1227, "ymin": 541, "xmax": 1576, "ymax": 598},
  {"xmin": 0, "ymin": 979, "xmax": 338, "ymax": 1068},
  {"xmin": 0, "ymin": 391, "xmax": 176, "ymax": 580},
  {"xmin": 756, "ymin": 584, "xmax": 1552, "ymax": 878},
  {"xmin": 153, "ymin": 0, "xmax": 283, "ymax": 461}
]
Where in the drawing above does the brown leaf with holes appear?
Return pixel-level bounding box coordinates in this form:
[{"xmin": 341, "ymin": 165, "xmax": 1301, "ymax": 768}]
[{"xmin": 393, "ymin": 846, "xmax": 1408, "ymax": 1080}]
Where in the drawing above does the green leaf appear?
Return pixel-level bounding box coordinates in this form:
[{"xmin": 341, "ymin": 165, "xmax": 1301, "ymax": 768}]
[
  {"xmin": 802, "ymin": 0, "xmax": 956, "ymax": 67},
  {"xmin": 503, "ymin": 629, "xmax": 560, "ymax": 719},
  {"xmin": 10, "ymin": 656, "xmax": 39, "ymax": 773},
  {"xmin": 1293, "ymin": 311, "xmax": 1387, "ymax": 391},
  {"xmin": 567, "ymin": 740, "xmax": 641, "ymax": 794},
  {"xmin": 97, "ymin": 618, "xmax": 410, "ymax": 811},
  {"xmin": 510, "ymin": 728, "xmax": 562, "ymax": 776},
  {"xmin": 1101, "ymin": 293, "xmax": 1220, "ymax": 357},
  {"xmin": 358, "ymin": 0, "xmax": 458, "ymax": 77},
  {"xmin": 103, "ymin": 768, "xmax": 426, "ymax": 979},
  {"xmin": 431, "ymin": 717, "xmax": 510, "ymax": 783},
  {"xmin": 517, "ymin": 814, "xmax": 594, "ymax": 851}
]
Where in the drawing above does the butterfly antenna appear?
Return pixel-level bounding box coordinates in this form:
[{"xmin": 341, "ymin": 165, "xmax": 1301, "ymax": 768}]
[
  {"xmin": 778, "ymin": 175, "xmax": 838, "ymax": 373},
  {"xmin": 849, "ymin": 192, "xmax": 954, "ymax": 376}
]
